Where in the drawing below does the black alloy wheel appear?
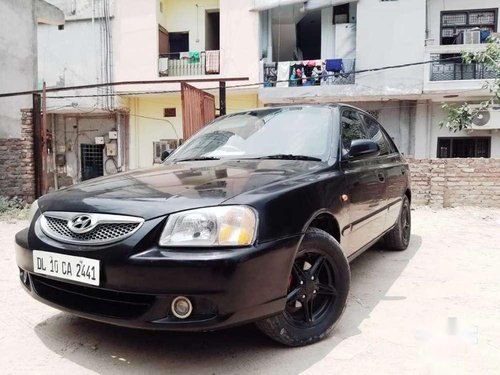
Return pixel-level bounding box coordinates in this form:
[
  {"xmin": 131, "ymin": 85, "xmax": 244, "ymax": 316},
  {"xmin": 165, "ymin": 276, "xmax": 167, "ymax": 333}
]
[
  {"xmin": 284, "ymin": 251, "xmax": 338, "ymax": 328},
  {"xmin": 256, "ymin": 228, "xmax": 350, "ymax": 346}
]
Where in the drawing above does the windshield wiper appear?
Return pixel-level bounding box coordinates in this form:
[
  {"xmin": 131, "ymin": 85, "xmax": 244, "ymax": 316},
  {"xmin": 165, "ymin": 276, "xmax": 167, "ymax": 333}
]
[
  {"xmin": 255, "ymin": 154, "xmax": 322, "ymax": 161},
  {"xmin": 173, "ymin": 156, "xmax": 220, "ymax": 162}
]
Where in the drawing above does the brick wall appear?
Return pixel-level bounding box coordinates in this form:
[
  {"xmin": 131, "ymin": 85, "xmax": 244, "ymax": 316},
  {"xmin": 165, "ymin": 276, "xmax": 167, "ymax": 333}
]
[
  {"xmin": 408, "ymin": 158, "xmax": 500, "ymax": 208},
  {"xmin": 0, "ymin": 109, "xmax": 36, "ymax": 203}
]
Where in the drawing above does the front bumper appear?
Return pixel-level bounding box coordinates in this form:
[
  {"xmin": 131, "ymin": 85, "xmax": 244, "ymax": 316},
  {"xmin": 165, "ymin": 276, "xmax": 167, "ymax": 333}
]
[{"xmin": 15, "ymin": 221, "xmax": 300, "ymax": 331}]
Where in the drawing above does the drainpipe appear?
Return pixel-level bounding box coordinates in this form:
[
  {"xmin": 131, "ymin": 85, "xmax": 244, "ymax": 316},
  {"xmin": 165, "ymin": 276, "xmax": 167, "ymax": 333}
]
[{"xmin": 51, "ymin": 115, "xmax": 58, "ymax": 190}]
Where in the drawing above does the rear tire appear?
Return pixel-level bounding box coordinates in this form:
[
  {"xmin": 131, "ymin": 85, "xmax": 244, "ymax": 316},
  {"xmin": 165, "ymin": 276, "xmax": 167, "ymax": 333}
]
[
  {"xmin": 384, "ymin": 195, "xmax": 411, "ymax": 251},
  {"xmin": 256, "ymin": 228, "xmax": 350, "ymax": 347}
]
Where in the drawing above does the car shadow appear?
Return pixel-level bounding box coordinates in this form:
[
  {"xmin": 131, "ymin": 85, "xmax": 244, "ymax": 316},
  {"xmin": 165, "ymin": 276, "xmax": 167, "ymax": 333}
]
[{"xmin": 34, "ymin": 234, "xmax": 423, "ymax": 375}]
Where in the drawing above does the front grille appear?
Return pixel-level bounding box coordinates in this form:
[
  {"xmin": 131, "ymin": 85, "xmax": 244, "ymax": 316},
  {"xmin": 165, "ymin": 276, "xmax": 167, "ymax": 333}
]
[
  {"xmin": 39, "ymin": 212, "xmax": 144, "ymax": 245},
  {"xmin": 45, "ymin": 216, "xmax": 139, "ymax": 242},
  {"xmin": 31, "ymin": 274, "xmax": 155, "ymax": 319}
]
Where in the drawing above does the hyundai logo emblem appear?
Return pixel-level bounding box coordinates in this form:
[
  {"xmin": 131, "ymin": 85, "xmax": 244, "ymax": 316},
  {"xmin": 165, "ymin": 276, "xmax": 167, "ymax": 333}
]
[{"xmin": 67, "ymin": 214, "xmax": 96, "ymax": 234}]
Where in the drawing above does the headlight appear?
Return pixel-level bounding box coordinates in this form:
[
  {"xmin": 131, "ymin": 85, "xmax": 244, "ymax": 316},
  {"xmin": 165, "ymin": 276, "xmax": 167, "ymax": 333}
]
[
  {"xmin": 159, "ymin": 206, "xmax": 257, "ymax": 247},
  {"xmin": 28, "ymin": 199, "xmax": 39, "ymax": 222}
]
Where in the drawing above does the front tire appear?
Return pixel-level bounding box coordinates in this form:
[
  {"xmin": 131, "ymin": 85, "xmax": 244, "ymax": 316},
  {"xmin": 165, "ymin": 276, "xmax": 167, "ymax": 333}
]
[{"xmin": 256, "ymin": 228, "xmax": 350, "ymax": 346}]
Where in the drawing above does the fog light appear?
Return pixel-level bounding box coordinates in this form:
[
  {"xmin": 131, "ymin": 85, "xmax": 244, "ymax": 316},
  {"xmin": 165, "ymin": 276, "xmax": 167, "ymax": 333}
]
[{"xmin": 171, "ymin": 296, "xmax": 193, "ymax": 319}]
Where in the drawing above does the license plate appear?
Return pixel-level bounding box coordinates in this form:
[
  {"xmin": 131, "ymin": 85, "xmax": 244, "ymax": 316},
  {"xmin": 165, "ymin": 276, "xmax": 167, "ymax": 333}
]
[{"xmin": 33, "ymin": 250, "xmax": 100, "ymax": 286}]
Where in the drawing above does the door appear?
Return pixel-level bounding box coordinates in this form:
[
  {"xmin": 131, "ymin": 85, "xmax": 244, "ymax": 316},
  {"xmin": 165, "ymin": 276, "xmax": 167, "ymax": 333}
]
[
  {"xmin": 361, "ymin": 114, "xmax": 408, "ymax": 231},
  {"xmin": 340, "ymin": 108, "xmax": 387, "ymax": 255},
  {"xmin": 159, "ymin": 25, "xmax": 170, "ymax": 55},
  {"xmin": 181, "ymin": 82, "xmax": 216, "ymax": 140}
]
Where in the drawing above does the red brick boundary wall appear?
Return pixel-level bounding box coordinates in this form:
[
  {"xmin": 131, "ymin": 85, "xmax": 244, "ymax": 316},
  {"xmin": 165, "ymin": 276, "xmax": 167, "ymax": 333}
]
[
  {"xmin": 0, "ymin": 109, "xmax": 36, "ymax": 203},
  {"xmin": 408, "ymin": 158, "xmax": 500, "ymax": 208}
]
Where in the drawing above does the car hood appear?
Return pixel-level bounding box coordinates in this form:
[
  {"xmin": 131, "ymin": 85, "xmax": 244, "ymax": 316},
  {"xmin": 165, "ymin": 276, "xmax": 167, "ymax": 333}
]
[{"xmin": 38, "ymin": 159, "xmax": 326, "ymax": 220}]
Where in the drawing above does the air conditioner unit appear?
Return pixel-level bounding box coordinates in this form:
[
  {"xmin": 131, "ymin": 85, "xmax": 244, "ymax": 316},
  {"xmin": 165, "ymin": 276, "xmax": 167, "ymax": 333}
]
[
  {"xmin": 471, "ymin": 106, "xmax": 500, "ymax": 130},
  {"xmin": 463, "ymin": 30, "xmax": 481, "ymax": 45}
]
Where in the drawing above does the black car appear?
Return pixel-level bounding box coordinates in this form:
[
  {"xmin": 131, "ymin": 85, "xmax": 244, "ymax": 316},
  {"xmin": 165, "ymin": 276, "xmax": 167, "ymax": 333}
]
[{"xmin": 15, "ymin": 105, "xmax": 411, "ymax": 346}]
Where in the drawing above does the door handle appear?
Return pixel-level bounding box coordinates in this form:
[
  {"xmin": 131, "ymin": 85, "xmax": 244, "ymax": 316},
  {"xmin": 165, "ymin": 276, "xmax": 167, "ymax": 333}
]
[{"xmin": 377, "ymin": 173, "xmax": 385, "ymax": 183}]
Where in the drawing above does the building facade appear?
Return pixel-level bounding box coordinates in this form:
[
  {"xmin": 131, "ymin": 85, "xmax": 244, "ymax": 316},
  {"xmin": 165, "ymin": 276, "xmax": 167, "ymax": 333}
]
[
  {"xmin": 257, "ymin": 0, "xmax": 500, "ymax": 158},
  {"xmin": 37, "ymin": 0, "xmax": 499, "ymax": 191},
  {"xmin": 114, "ymin": 0, "xmax": 261, "ymax": 169}
]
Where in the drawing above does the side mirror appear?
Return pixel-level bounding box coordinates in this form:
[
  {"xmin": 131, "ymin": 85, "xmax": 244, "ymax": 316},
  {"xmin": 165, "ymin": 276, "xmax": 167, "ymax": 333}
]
[
  {"xmin": 348, "ymin": 139, "xmax": 380, "ymax": 160},
  {"xmin": 160, "ymin": 150, "xmax": 170, "ymax": 162}
]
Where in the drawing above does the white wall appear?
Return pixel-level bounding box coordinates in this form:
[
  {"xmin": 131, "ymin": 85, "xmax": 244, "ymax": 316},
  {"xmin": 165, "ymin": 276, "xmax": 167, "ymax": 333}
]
[
  {"xmin": 0, "ymin": 0, "xmax": 37, "ymax": 138},
  {"xmin": 38, "ymin": 19, "xmax": 103, "ymax": 110},
  {"xmin": 321, "ymin": 7, "xmax": 335, "ymax": 59},
  {"xmin": 114, "ymin": 0, "xmax": 158, "ymax": 84},
  {"xmin": 355, "ymin": 0, "xmax": 426, "ymax": 94}
]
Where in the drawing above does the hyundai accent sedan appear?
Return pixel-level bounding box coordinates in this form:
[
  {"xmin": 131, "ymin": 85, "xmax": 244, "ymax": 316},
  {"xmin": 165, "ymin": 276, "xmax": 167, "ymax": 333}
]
[{"xmin": 15, "ymin": 105, "xmax": 411, "ymax": 346}]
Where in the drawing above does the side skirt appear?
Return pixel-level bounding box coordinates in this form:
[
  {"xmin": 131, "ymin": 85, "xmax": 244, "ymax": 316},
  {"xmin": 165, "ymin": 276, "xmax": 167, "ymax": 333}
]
[{"xmin": 346, "ymin": 223, "xmax": 397, "ymax": 263}]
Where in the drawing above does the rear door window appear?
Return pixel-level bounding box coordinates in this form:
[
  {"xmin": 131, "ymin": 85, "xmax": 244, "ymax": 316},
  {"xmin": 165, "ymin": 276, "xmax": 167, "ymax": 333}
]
[{"xmin": 360, "ymin": 114, "xmax": 394, "ymax": 156}]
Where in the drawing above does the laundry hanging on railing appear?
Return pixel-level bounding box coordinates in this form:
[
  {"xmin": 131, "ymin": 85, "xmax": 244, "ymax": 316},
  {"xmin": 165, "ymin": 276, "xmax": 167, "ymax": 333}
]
[
  {"xmin": 205, "ymin": 50, "xmax": 220, "ymax": 74},
  {"xmin": 263, "ymin": 58, "xmax": 356, "ymax": 88}
]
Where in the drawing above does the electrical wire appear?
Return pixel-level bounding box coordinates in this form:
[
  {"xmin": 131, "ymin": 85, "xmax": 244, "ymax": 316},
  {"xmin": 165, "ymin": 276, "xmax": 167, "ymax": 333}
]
[
  {"xmin": 129, "ymin": 113, "xmax": 180, "ymax": 141},
  {"xmin": 1, "ymin": 56, "xmax": 494, "ymax": 101}
]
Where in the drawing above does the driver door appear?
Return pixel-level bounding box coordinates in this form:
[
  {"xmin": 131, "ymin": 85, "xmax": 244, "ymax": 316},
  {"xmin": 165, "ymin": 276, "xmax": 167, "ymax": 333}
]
[{"xmin": 340, "ymin": 108, "xmax": 387, "ymax": 256}]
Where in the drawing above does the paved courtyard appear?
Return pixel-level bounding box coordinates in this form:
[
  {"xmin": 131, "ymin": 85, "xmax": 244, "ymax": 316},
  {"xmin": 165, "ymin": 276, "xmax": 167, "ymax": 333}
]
[{"xmin": 1, "ymin": 207, "xmax": 499, "ymax": 375}]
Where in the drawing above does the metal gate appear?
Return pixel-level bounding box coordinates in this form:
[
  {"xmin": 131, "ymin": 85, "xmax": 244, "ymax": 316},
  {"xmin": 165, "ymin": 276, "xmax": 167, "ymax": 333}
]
[{"xmin": 180, "ymin": 82, "xmax": 216, "ymax": 140}]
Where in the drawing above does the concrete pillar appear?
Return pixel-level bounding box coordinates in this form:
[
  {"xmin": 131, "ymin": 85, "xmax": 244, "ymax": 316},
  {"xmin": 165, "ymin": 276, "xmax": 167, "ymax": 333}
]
[
  {"xmin": 414, "ymin": 100, "xmax": 429, "ymax": 158},
  {"xmin": 399, "ymin": 101, "xmax": 410, "ymax": 156}
]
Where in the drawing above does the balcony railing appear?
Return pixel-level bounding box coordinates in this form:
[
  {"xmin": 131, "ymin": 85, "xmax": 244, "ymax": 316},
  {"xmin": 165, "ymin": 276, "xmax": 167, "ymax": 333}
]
[
  {"xmin": 425, "ymin": 44, "xmax": 498, "ymax": 82},
  {"xmin": 430, "ymin": 55, "xmax": 498, "ymax": 81},
  {"xmin": 262, "ymin": 58, "xmax": 355, "ymax": 88},
  {"xmin": 158, "ymin": 50, "xmax": 220, "ymax": 77}
]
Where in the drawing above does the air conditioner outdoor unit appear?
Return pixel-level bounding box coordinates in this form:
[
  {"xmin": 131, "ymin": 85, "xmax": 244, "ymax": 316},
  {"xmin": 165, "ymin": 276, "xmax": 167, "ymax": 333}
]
[
  {"xmin": 471, "ymin": 106, "xmax": 500, "ymax": 130},
  {"xmin": 463, "ymin": 30, "xmax": 481, "ymax": 44}
]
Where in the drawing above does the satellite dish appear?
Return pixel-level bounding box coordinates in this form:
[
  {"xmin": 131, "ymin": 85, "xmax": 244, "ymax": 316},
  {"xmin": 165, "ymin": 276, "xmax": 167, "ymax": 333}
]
[{"xmin": 472, "ymin": 110, "xmax": 490, "ymax": 126}]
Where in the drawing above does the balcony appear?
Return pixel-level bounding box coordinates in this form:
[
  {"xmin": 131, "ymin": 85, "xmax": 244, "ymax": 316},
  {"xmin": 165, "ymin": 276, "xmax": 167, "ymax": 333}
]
[
  {"xmin": 423, "ymin": 44, "xmax": 499, "ymax": 94},
  {"xmin": 262, "ymin": 58, "xmax": 356, "ymax": 88},
  {"xmin": 158, "ymin": 51, "xmax": 220, "ymax": 77}
]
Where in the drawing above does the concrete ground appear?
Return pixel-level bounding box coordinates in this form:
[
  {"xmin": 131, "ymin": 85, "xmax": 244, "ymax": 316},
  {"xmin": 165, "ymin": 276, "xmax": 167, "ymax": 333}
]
[{"xmin": 1, "ymin": 207, "xmax": 499, "ymax": 375}]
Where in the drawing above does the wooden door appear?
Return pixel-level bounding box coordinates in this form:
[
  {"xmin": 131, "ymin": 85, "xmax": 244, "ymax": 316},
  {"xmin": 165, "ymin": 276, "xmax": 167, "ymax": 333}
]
[
  {"xmin": 181, "ymin": 82, "xmax": 216, "ymax": 140},
  {"xmin": 159, "ymin": 25, "xmax": 170, "ymax": 55}
]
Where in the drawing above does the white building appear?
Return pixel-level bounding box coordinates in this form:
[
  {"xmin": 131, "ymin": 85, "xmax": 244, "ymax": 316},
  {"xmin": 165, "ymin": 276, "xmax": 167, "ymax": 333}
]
[
  {"xmin": 256, "ymin": 0, "xmax": 500, "ymax": 158},
  {"xmin": 38, "ymin": 0, "xmax": 500, "ymax": 188}
]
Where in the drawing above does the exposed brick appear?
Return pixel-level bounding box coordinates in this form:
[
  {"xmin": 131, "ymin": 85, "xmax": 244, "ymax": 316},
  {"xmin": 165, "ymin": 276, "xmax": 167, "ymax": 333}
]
[
  {"xmin": 0, "ymin": 109, "xmax": 35, "ymax": 202},
  {"xmin": 408, "ymin": 158, "xmax": 500, "ymax": 209}
]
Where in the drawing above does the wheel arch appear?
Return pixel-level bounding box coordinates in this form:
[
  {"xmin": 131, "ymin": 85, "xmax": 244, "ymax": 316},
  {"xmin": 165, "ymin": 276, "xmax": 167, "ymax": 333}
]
[{"xmin": 302, "ymin": 210, "xmax": 341, "ymax": 244}]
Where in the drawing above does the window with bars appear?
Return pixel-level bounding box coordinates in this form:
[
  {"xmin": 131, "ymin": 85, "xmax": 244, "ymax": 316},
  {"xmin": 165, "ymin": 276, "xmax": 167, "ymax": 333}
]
[
  {"xmin": 440, "ymin": 9, "xmax": 497, "ymax": 45},
  {"xmin": 80, "ymin": 144, "xmax": 104, "ymax": 181},
  {"xmin": 437, "ymin": 137, "xmax": 491, "ymax": 158}
]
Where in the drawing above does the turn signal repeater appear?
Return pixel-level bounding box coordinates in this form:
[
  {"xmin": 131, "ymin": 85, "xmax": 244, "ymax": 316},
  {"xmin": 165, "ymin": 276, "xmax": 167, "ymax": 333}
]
[
  {"xmin": 341, "ymin": 194, "xmax": 349, "ymax": 202},
  {"xmin": 171, "ymin": 296, "xmax": 193, "ymax": 319}
]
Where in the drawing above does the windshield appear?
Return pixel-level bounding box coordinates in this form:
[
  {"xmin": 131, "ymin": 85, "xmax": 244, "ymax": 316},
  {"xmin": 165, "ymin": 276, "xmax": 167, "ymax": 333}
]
[{"xmin": 168, "ymin": 106, "xmax": 334, "ymax": 162}]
